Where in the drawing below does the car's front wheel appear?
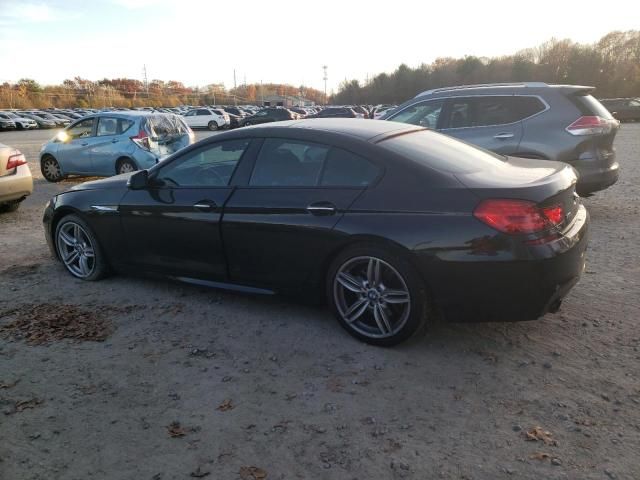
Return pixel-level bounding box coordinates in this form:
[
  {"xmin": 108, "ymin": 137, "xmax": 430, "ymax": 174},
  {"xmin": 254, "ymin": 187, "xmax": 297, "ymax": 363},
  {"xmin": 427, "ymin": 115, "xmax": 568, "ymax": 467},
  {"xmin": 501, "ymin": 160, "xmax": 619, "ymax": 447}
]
[
  {"xmin": 327, "ymin": 244, "xmax": 428, "ymax": 346},
  {"xmin": 41, "ymin": 155, "xmax": 63, "ymax": 182},
  {"xmin": 207, "ymin": 121, "xmax": 218, "ymax": 131},
  {"xmin": 55, "ymin": 214, "xmax": 108, "ymax": 281}
]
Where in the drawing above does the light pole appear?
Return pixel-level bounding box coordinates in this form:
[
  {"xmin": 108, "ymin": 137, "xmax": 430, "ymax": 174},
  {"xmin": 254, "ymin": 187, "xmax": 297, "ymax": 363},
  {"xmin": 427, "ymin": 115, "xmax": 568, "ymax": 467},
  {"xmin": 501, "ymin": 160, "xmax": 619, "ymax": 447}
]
[{"xmin": 322, "ymin": 65, "xmax": 328, "ymax": 105}]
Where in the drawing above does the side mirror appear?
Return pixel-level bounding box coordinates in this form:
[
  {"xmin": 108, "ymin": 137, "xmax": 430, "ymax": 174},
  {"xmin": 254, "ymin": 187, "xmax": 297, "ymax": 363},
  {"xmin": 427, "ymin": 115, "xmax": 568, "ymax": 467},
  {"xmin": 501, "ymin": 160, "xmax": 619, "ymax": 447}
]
[{"xmin": 127, "ymin": 169, "xmax": 149, "ymax": 189}]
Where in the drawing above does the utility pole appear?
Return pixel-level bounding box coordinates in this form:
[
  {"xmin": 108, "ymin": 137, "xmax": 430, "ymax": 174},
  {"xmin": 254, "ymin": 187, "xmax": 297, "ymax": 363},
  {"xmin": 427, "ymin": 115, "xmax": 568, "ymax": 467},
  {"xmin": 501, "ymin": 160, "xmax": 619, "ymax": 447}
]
[
  {"xmin": 261, "ymin": 80, "xmax": 264, "ymax": 106},
  {"xmin": 233, "ymin": 69, "xmax": 237, "ymax": 90},
  {"xmin": 322, "ymin": 65, "xmax": 328, "ymax": 105},
  {"xmin": 143, "ymin": 64, "xmax": 149, "ymax": 97}
]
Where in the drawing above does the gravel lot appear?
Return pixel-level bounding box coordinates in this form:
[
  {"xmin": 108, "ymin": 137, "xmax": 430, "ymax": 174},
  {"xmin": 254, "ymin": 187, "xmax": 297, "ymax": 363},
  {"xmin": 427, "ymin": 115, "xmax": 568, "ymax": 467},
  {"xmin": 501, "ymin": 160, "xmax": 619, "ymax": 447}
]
[{"xmin": 1, "ymin": 125, "xmax": 639, "ymax": 480}]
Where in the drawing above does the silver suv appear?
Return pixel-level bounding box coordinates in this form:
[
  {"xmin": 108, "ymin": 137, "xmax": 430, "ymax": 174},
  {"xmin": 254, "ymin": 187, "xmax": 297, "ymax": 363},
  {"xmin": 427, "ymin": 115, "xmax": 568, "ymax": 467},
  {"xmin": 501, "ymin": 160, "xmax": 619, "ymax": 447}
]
[{"xmin": 381, "ymin": 82, "xmax": 619, "ymax": 195}]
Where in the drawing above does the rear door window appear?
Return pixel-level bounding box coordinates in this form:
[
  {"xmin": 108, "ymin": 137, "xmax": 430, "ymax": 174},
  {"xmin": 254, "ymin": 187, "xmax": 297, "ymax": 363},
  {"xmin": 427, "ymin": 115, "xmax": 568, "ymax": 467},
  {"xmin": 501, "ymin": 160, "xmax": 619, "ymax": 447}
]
[
  {"xmin": 250, "ymin": 139, "xmax": 328, "ymax": 187},
  {"xmin": 447, "ymin": 99, "xmax": 473, "ymax": 128},
  {"xmin": 320, "ymin": 148, "xmax": 379, "ymax": 186},
  {"xmin": 249, "ymin": 139, "xmax": 379, "ymax": 187},
  {"xmin": 474, "ymin": 97, "xmax": 521, "ymax": 126},
  {"xmin": 97, "ymin": 117, "xmax": 134, "ymax": 136},
  {"xmin": 444, "ymin": 96, "xmax": 546, "ymax": 128}
]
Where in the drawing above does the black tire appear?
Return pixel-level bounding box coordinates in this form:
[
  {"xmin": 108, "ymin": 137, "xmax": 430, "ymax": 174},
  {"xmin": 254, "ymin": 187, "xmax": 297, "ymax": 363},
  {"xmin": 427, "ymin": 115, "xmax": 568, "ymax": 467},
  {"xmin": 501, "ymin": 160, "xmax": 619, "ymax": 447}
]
[
  {"xmin": 54, "ymin": 214, "xmax": 109, "ymax": 281},
  {"xmin": 243, "ymin": 121, "xmax": 252, "ymax": 127},
  {"xmin": 0, "ymin": 201, "xmax": 21, "ymax": 213},
  {"xmin": 40, "ymin": 154, "xmax": 63, "ymax": 182},
  {"xmin": 207, "ymin": 121, "xmax": 219, "ymax": 131},
  {"xmin": 116, "ymin": 158, "xmax": 137, "ymax": 175},
  {"xmin": 326, "ymin": 243, "xmax": 429, "ymax": 346}
]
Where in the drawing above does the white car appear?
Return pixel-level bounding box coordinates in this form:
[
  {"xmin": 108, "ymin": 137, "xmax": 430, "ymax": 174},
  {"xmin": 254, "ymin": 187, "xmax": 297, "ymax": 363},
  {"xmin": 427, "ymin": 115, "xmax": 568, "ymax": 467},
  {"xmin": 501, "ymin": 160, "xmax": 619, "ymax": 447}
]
[{"xmin": 182, "ymin": 108, "xmax": 230, "ymax": 131}]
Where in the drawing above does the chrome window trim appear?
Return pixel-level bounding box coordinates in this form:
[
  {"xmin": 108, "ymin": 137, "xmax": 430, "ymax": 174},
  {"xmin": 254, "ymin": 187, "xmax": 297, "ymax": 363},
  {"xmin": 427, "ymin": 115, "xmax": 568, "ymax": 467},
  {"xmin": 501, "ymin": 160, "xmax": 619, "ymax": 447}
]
[{"xmin": 388, "ymin": 94, "xmax": 550, "ymax": 131}]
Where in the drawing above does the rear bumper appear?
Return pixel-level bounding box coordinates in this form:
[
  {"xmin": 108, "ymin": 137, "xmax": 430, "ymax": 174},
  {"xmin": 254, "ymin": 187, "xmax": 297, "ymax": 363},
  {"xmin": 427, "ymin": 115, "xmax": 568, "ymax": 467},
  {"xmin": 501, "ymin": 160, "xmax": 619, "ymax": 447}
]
[
  {"xmin": 422, "ymin": 205, "xmax": 589, "ymax": 323},
  {"xmin": 571, "ymin": 157, "xmax": 619, "ymax": 195},
  {"xmin": 0, "ymin": 164, "xmax": 33, "ymax": 204}
]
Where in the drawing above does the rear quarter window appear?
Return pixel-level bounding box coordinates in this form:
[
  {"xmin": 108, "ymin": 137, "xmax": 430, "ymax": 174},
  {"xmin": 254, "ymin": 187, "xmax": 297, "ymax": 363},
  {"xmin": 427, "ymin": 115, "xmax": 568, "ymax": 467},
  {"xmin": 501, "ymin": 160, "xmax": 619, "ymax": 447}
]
[{"xmin": 572, "ymin": 94, "xmax": 614, "ymax": 119}]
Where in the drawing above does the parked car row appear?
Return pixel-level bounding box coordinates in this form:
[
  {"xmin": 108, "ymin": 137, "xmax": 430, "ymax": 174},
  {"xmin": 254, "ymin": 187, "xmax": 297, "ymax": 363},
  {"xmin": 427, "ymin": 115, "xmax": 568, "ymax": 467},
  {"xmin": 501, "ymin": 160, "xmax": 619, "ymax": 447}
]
[{"xmin": 600, "ymin": 97, "xmax": 640, "ymax": 122}]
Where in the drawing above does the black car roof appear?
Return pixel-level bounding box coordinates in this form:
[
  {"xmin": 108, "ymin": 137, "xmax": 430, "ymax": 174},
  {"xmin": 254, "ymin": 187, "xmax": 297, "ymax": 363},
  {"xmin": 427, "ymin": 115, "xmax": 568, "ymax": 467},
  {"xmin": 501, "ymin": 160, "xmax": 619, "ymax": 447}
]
[{"xmin": 274, "ymin": 118, "xmax": 422, "ymax": 141}]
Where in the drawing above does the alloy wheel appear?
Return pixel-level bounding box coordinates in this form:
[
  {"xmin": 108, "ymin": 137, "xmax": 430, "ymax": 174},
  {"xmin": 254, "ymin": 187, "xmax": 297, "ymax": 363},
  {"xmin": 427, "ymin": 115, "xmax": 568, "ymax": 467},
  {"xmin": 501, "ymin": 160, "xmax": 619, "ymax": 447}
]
[
  {"xmin": 333, "ymin": 256, "xmax": 411, "ymax": 339},
  {"xmin": 56, "ymin": 222, "xmax": 96, "ymax": 278}
]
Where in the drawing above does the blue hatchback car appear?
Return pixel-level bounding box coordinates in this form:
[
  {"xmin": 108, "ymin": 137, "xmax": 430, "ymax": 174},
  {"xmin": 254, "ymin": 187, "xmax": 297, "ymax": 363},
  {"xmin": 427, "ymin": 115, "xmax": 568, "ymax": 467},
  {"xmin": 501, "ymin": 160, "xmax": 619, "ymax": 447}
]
[{"xmin": 40, "ymin": 111, "xmax": 194, "ymax": 182}]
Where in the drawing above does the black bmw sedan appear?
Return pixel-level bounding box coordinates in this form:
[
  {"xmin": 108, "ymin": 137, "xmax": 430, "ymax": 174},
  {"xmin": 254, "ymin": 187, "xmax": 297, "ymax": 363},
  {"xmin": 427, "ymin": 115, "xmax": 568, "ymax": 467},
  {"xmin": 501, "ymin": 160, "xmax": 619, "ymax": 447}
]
[{"xmin": 43, "ymin": 119, "xmax": 589, "ymax": 346}]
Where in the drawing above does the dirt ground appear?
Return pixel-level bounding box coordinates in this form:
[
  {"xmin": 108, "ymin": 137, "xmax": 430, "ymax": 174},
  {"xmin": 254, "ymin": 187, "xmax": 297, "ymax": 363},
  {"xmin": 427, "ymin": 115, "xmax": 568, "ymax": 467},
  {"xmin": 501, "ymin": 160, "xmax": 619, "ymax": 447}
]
[{"xmin": 1, "ymin": 125, "xmax": 639, "ymax": 480}]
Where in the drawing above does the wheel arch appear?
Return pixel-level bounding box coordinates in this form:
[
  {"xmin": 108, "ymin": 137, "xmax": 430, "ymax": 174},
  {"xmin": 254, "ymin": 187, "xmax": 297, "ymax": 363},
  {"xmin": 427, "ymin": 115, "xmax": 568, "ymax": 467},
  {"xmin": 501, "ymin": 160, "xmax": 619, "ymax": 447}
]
[
  {"xmin": 316, "ymin": 234, "xmax": 419, "ymax": 301},
  {"xmin": 50, "ymin": 206, "xmax": 84, "ymax": 259}
]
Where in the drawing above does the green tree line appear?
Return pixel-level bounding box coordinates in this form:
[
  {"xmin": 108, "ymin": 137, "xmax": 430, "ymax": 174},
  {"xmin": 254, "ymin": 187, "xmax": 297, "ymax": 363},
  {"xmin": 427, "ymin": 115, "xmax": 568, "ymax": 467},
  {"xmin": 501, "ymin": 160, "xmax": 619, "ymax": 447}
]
[{"xmin": 332, "ymin": 31, "xmax": 640, "ymax": 105}]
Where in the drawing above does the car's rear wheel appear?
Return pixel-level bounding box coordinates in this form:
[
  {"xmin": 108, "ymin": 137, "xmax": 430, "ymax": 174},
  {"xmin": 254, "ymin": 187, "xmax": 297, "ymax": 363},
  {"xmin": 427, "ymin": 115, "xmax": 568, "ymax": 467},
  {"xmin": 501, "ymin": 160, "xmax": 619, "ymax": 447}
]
[
  {"xmin": 207, "ymin": 121, "xmax": 218, "ymax": 131},
  {"xmin": 327, "ymin": 244, "xmax": 428, "ymax": 346},
  {"xmin": 41, "ymin": 154, "xmax": 63, "ymax": 182},
  {"xmin": 116, "ymin": 158, "xmax": 137, "ymax": 175},
  {"xmin": 244, "ymin": 121, "xmax": 252, "ymax": 127},
  {"xmin": 55, "ymin": 214, "xmax": 108, "ymax": 281}
]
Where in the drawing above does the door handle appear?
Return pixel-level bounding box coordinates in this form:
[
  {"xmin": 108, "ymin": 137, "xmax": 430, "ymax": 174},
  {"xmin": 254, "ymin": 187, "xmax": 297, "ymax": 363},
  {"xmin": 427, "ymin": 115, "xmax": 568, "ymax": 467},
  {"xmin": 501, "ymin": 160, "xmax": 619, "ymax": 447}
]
[
  {"xmin": 307, "ymin": 202, "xmax": 336, "ymax": 216},
  {"xmin": 111, "ymin": 139, "xmax": 118, "ymax": 143},
  {"xmin": 493, "ymin": 132, "xmax": 515, "ymax": 139},
  {"xmin": 193, "ymin": 200, "xmax": 217, "ymax": 211},
  {"xmin": 81, "ymin": 142, "xmax": 89, "ymax": 146}
]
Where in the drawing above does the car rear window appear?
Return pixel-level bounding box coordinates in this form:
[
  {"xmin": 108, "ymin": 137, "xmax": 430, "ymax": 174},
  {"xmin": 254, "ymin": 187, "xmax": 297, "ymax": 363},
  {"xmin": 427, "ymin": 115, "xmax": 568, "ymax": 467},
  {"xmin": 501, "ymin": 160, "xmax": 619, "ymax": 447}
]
[
  {"xmin": 572, "ymin": 94, "xmax": 614, "ymax": 119},
  {"xmin": 145, "ymin": 114, "xmax": 190, "ymax": 137},
  {"xmin": 380, "ymin": 130, "xmax": 507, "ymax": 174}
]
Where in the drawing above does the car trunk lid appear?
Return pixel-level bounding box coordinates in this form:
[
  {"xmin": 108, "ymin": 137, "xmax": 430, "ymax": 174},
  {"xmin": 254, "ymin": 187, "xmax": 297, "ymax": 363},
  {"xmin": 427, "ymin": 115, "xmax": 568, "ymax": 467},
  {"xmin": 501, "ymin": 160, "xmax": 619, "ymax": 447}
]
[{"xmin": 456, "ymin": 156, "xmax": 580, "ymax": 233}]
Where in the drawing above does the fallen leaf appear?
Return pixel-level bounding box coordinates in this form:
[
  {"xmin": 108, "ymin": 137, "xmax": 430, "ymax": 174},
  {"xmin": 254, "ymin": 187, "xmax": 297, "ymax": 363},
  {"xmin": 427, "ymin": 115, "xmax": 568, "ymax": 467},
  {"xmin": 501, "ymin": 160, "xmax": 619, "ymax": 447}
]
[
  {"xmin": 167, "ymin": 421, "xmax": 187, "ymax": 437},
  {"xmin": 0, "ymin": 379, "xmax": 20, "ymax": 389},
  {"xmin": 15, "ymin": 398, "xmax": 43, "ymax": 412},
  {"xmin": 525, "ymin": 426, "xmax": 558, "ymax": 446},
  {"xmin": 0, "ymin": 304, "xmax": 115, "ymax": 345},
  {"xmin": 326, "ymin": 377, "xmax": 344, "ymax": 393},
  {"xmin": 239, "ymin": 466, "xmax": 267, "ymax": 480},
  {"xmin": 530, "ymin": 452, "xmax": 551, "ymax": 461},
  {"xmin": 216, "ymin": 399, "xmax": 234, "ymax": 412}
]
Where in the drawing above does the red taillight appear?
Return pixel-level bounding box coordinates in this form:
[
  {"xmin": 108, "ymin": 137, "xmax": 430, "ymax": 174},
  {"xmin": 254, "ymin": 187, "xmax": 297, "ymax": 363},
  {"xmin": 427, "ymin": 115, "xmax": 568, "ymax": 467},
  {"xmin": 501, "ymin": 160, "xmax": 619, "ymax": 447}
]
[
  {"xmin": 6, "ymin": 150, "xmax": 27, "ymax": 170},
  {"xmin": 130, "ymin": 129, "xmax": 151, "ymax": 151},
  {"xmin": 541, "ymin": 205, "xmax": 563, "ymax": 226},
  {"xmin": 473, "ymin": 199, "xmax": 563, "ymax": 234},
  {"xmin": 566, "ymin": 116, "xmax": 611, "ymax": 136}
]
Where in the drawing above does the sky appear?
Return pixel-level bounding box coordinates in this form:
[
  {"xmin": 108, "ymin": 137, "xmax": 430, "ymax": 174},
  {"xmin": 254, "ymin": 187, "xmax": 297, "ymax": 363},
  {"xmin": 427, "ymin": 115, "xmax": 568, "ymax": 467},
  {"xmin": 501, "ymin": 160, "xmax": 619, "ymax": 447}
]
[{"xmin": 1, "ymin": 0, "xmax": 638, "ymax": 93}]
